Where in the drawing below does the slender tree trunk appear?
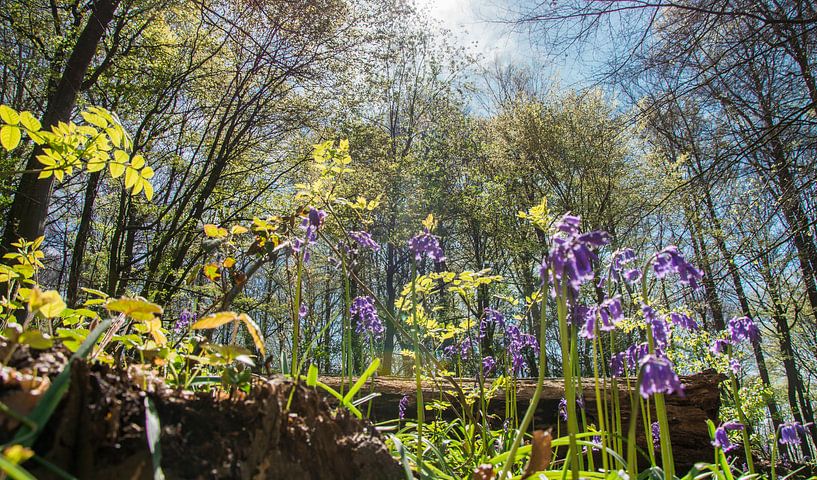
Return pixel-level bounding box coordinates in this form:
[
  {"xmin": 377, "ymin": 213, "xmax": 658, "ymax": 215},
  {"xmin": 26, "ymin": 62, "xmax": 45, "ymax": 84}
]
[
  {"xmin": 759, "ymin": 253, "xmax": 817, "ymax": 450},
  {"xmin": 685, "ymin": 203, "xmax": 725, "ymax": 330},
  {"xmin": 2, "ymin": 0, "xmax": 119, "ymax": 252},
  {"xmin": 700, "ymin": 191, "xmax": 782, "ymax": 428},
  {"xmin": 67, "ymin": 171, "xmax": 102, "ymax": 305}
]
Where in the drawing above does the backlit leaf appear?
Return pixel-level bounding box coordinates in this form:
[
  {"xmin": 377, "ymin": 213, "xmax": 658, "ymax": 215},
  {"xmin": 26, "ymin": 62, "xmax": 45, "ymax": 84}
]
[
  {"xmin": 192, "ymin": 311, "xmax": 238, "ymax": 330},
  {"xmin": 238, "ymin": 313, "xmax": 265, "ymax": 355},
  {"xmin": 1, "ymin": 125, "xmax": 21, "ymax": 150}
]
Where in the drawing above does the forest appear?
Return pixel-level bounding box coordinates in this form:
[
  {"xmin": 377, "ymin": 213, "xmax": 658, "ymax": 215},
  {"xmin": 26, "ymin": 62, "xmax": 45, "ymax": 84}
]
[{"xmin": 0, "ymin": 0, "xmax": 815, "ymax": 478}]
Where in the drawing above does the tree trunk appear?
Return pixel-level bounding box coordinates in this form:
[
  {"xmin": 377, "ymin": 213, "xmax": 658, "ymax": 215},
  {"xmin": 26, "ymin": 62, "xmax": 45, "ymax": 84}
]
[
  {"xmin": 67, "ymin": 171, "xmax": 102, "ymax": 306},
  {"xmin": 700, "ymin": 190, "xmax": 782, "ymax": 428},
  {"xmin": 2, "ymin": 0, "xmax": 119, "ymax": 252}
]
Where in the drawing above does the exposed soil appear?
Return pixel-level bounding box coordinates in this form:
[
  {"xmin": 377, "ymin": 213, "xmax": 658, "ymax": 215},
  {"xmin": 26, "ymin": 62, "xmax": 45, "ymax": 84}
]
[{"xmin": 0, "ymin": 343, "xmax": 403, "ymax": 480}]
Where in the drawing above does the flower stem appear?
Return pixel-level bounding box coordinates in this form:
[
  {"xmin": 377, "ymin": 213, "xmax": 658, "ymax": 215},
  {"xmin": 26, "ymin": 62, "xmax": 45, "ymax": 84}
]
[{"xmin": 498, "ymin": 276, "xmax": 548, "ymax": 480}]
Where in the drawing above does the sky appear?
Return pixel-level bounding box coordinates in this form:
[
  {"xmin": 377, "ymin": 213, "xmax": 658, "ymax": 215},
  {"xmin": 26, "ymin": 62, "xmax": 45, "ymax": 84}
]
[{"xmin": 418, "ymin": 0, "xmax": 599, "ymax": 89}]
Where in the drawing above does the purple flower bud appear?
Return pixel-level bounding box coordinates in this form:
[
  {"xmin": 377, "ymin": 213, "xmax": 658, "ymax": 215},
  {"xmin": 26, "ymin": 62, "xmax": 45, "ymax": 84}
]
[
  {"xmin": 610, "ymin": 352, "xmax": 627, "ymax": 377},
  {"xmin": 652, "ymin": 246, "xmax": 703, "ymax": 290},
  {"xmin": 727, "ymin": 316, "xmax": 760, "ymax": 344},
  {"xmin": 299, "ymin": 304, "xmax": 309, "ymax": 318},
  {"xmin": 348, "ymin": 231, "xmax": 380, "ymax": 252},
  {"xmin": 667, "ymin": 311, "xmax": 697, "ymax": 330},
  {"xmin": 482, "ymin": 356, "xmax": 496, "ymax": 376},
  {"xmin": 651, "ymin": 422, "xmax": 661, "ymax": 451},
  {"xmin": 711, "ymin": 338, "xmax": 730, "ymax": 355},
  {"xmin": 779, "ymin": 421, "xmax": 809, "ymax": 445},
  {"xmin": 480, "ymin": 308, "xmax": 506, "ymax": 339},
  {"xmin": 729, "ymin": 359, "xmax": 741, "ymax": 374},
  {"xmin": 398, "ymin": 395, "xmax": 409, "ymax": 420},
  {"xmin": 609, "ymin": 248, "xmax": 641, "ymax": 285},
  {"xmin": 408, "ymin": 228, "xmax": 446, "ymax": 263},
  {"xmin": 639, "ymin": 354, "xmax": 684, "ymax": 398},
  {"xmin": 642, "ymin": 303, "xmax": 668, "ymax": 349},
  {"xmin": 349, "ymin": 296, "xmax": 384, "ymax": 339},
  {"xmin": 713, "ymin": 421, "xmax": 744, "ymax": 451},
  {"xmin": 558, "ymin": 396, "xmax": 585, "ymax": 421},
  {"xmin": 174, "ymin": 309, "xmax": 195, "ymax": 334}
]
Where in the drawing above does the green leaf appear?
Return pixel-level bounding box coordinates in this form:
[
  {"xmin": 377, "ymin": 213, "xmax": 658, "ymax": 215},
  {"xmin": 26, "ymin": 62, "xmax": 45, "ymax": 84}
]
[
  {"xmin": 306, "ymin": 364, "xmax": 318, "ymax": 387},
  {"xmin": 81, "ymin": 111, "xmax": 108, "ymax": 129},
  {"xmin": 0, "ymin": 105, "xmax": 19, "ymax": 125},
  {"xmin": 1, "ymin": 125, "xmax": 21, "ymax": 150},
  {"xmin": 18, "ymin": 112, "xmax": 40, "ymax": 132},
  {"xmin": 144, "ymin": 397, "xmax": 166, "ymax": 480},
  {"xmin": 0, "ymin": 455, "xmax": 36, "ymax": 480},
  {"xmin": 19, "ymin": 330, "xmax": 53, "ymax": 350},
  {"xmin": 342, "ymin": 358, "xmax": 380, "ymax": 404}
]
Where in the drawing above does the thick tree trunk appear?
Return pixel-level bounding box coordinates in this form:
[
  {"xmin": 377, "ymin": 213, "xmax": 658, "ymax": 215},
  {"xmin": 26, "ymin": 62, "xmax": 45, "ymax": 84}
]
[{"xmin": 2, "ymin": 0, "xmax": 119, "ymax": 252}]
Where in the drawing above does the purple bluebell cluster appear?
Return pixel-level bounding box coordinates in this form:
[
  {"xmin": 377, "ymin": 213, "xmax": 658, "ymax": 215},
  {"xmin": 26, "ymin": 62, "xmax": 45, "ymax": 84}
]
[
  {"xmin": 610, "ymin": 352, "xmax": 627, "ymax": 377},
  {"xmin": 174, "ymin": 309, "xmax": 196, "ymax": 334},
  {"xmin": 727, "ymin": 316, "xmax": 760, "ymax": 344},
  {"xmin": 408, "ymin": 228, "xmax": 445, "ymax": 263},
  {"xmin": 480, "ymin": 308, "xmax": 506, "ymax": 339},
  {"xmin": 639, "ymin": 355, "xmax": 684, "ymax": 398},
  {"xmin": 607, "ymin": 248, "xmax": 642, "ymax": 285},
  {"xmin": 652, "ymin": 245, "xmax": 704, "ymax": 289},
  {"xmin": 349, "ymin": 295, "xmax": 384, "ymax": 339},
  {"xmin": 541, "ymin": 214, "xmax": 610, "ymax": 297},
  {"xmin": 729, "ymin": 359, "xmax": 741, "ymax": 374},
  {"xmin": 712, "ymin": 421, "xmax": 744, "ymax": 451},
  {"xmin": 348, "ymin": 231, "xmax": 380, "ymax": 252},
  {"xmin": 482, "ymin": 356, "xmax": 496, "ymax": 376},
  {"xmin": 667, "ymin": 311, "xmax": 697, "ymax": 330},
  {"xmin": 504, "ymin": 324, "xmax": 538, "ymax": 373},
  {"xmin": 779, "ymin": 421, "xmax": 808, "ymax": 445},
  {"xmin": 558, "ymin": 396, "xmax": 585, "ymax": 421},
  {"xmin": 651, "ymin": 422, "xmax": 661, "ymax": 450},
  {"xmin": 398, "ymin": 394, "xmax": 409, "ymax": 420},
  {"xmin": 443, "ymin": 339, "xmax": 474, "ymax": 361},
  {"xmin": 642, "ymin": 303, "xmax": 668, "ymax": 349},
  {"xmin": 580, "ymin": 296, "xmax": 624, "ymax": 339},
  {"xmin": 293, "ymin": 207, "xmax": 327, "ymax": 263}
]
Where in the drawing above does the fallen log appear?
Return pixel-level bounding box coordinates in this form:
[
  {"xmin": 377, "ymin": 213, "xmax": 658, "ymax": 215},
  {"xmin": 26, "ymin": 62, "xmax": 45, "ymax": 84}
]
[
  {"xmin": 0, "ymin": 344, "xmax": 403, "ymax": 480},
  {"xmin": 321, "ymin": 371, "xmax": 724, "ymax": 471}
]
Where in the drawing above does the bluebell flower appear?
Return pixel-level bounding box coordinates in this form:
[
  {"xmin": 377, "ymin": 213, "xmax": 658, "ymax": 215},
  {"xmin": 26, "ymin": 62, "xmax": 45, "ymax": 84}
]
[
  {"xmin": 610, "ymin": 352, "xmax": 627, "ymax": 377},
  {"xmin": 652, "ymin": 246, "xmax": 703, "ymax": 290},
  {"xmin": 712, "ymin": 421, "xmax": 743, "ymax": 451},
  {"xmin": 639, "ymin": 354, "xmax": 684, "ymax": 398},
  {"xmin": 408, "ymin": 228, "xmax": 445, "ymax": 263},
  {"xmin": 349, "ymin": 296, "xmax": 384, "ymax": 339},
  {"xmin": 348, "ymin": 231, "xmax": 380, "ymax": 252},
  {"xmin": 398, "ymin": 395, "xmax": 409, "ymax": 420},
  {"xmin": 667, "ymin": 311, "xmax": 697, "ymax": 330},
  {"xmin": 779, "ymin": 421, "xmax": 808, "ymax": 445},
  {"xmin": 482, "ymin": 356, "xmax": 496, "ymax": 376},
  {"xmin": 544, "ymin": 214, "xmax": 610, "ymax": 298},
  {"xmin": 728, "ymin": 316, "xmax": 760, "ymax": 344}
]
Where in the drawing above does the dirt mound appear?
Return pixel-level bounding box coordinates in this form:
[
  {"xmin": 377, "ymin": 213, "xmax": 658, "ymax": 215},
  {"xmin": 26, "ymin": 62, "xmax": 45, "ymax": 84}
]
[{"xmin": 0, "ymin": 344, "xmax": 403, "ymax": 479}]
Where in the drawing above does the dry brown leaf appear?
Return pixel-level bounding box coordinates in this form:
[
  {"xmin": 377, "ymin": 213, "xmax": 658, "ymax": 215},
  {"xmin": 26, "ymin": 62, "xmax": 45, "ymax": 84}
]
[
  {"xmin": 522, "ymin": 429, "xmax": 552, "ymax": 479},
  {"xmin": 471, "ymin": 463, "xmax": 495, "ymax": 480}
]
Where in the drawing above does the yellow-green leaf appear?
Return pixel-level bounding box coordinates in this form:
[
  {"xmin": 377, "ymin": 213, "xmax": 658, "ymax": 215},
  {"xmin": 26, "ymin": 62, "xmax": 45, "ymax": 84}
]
[
  {"xmin": 0, "ymin": 105, "xmax": 19, "ymax": 125},
  {"xmin": 306, "ymin": 364, "xmax": 318, "ymax": 387},
  {"xmin": 28, "ymin": 287, "xmax": 65, "ymax": 318},
  {"xmin": 106, "ymin": 296, "xmax": 163, "ymax": 320},
  {"xmin": 192, "ymin": 311, "xmax": 238, "ymax": 330},
  {"xmin": 19, "ymin": 330, "xmax": 54, "ymax": 349},
  {"xmin": 81, "ymin": 111, "xmax": 108, "ymax": 129},
  {"xmin": 18, "ymin": 111, "xmax": 41, "ymax": 132},
  {"xmin": 1, "ymin": 125, "xmax": 21, "ymax": 150},
  {"xmin": 203, "ymin": 224, "xmax": 228, "ymax": 238},
  {"xmin": 238, "ymin": 313, "xmax": 265, "ymax": 355}
]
